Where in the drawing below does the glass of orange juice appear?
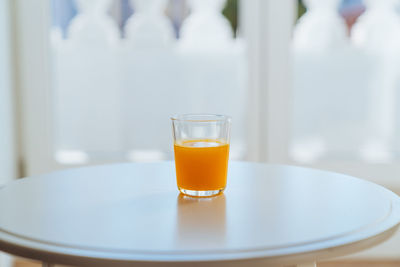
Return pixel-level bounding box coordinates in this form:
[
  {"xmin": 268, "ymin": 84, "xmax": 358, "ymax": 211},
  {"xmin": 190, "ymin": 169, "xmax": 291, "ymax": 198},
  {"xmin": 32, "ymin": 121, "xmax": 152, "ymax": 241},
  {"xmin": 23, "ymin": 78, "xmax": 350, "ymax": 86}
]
[{"xmin": 171, "ymin": 114, "xmax": 231, "ymax": 197}]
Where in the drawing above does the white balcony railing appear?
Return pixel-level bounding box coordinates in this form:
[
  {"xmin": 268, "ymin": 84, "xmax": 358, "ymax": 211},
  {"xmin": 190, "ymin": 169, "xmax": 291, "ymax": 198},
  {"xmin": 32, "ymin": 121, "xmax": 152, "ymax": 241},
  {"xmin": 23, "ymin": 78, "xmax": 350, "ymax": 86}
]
[
  {"xmin": 51, "ymin": 0, "xmax": 246, "ymax": 164},
  {"xmin": 291, "ymin": 0, "xmax": 400, "ymax": 164}
]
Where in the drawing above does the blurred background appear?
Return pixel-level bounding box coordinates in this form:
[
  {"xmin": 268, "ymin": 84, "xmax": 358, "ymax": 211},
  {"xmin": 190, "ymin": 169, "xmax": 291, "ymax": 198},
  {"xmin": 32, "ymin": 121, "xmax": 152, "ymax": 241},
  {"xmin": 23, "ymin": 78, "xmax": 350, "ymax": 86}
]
[{"xmin": 1, "ymin": 0, "xmax": 400, "ymax": 266}]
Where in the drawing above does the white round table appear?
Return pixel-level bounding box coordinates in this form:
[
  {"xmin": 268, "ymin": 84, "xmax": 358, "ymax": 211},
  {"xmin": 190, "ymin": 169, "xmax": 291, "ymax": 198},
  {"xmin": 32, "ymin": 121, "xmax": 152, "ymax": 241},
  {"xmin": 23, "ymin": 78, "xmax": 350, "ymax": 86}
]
[{"xmin": 0, "ymin": 162, "xmax": 399, "ymax": 267}]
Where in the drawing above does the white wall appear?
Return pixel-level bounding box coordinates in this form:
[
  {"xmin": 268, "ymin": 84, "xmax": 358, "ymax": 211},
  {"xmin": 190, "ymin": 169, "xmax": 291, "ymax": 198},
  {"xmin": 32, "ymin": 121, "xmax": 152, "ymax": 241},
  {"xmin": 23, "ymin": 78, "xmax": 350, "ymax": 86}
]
[
  {"xmin": 0, "ymin": 0, "xmax": 16, "ymax": 185},
  {"xmin": 0, "ymin": 1, "xmax": 15, "ymax": 265}
]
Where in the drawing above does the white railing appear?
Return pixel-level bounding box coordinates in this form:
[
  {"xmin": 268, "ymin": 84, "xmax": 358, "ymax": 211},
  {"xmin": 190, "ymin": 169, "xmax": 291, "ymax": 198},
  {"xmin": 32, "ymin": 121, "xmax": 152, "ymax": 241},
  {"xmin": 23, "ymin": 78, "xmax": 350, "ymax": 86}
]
[
  {"xmin": 51, "ymin": 0, "xmax": 246, "ymax": 164},
  {"xmin": 291, "ymin": 0, "xmax": 400, "ymax": 164}
]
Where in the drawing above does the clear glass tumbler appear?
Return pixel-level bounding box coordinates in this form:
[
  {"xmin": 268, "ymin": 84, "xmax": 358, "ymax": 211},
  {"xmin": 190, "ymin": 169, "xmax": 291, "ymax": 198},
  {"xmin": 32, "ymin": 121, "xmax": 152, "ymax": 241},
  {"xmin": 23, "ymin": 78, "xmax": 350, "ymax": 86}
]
[{"xmin": 171, "ymin": 114, "xmax": 231, "ymax": 197}]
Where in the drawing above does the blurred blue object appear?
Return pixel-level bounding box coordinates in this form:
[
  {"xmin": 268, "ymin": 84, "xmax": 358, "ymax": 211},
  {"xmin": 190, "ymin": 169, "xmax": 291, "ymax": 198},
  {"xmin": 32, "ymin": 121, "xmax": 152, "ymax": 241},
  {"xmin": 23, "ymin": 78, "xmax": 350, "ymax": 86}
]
[
  {"xmin": 340, "ymin": 0, "xmax": 363, "ymax": 12},
  {"xmin": 120, "ymin": 0, "xmax": 134, "ymax": 36},
  {"xmin": 51, "ymin": 0, "xmax": 77, "ymax": 38}
]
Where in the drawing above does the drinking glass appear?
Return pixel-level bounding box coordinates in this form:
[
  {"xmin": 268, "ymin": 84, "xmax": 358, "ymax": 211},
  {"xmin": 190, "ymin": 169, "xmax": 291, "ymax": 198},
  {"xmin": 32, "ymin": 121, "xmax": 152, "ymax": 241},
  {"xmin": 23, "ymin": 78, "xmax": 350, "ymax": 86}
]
[{"xmin": 171, "ymin": 114, "xmax": 231, "ymax": 197}]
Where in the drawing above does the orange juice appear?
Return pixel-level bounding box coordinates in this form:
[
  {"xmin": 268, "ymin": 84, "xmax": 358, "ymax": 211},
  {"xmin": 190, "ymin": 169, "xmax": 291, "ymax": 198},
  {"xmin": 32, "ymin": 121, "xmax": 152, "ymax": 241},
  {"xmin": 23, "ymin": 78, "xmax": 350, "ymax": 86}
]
[{"xmin": 174, "ymin": 139, "xmax": 229, "ymax": 192}]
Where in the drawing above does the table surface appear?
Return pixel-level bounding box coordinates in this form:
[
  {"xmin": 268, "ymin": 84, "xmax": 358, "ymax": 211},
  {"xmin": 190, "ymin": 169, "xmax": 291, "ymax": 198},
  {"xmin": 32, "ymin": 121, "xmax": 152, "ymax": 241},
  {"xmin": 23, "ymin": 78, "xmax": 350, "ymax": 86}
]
[{"xmin": 0, "ymin": 162, "xmax": 399, "ymax": 267}]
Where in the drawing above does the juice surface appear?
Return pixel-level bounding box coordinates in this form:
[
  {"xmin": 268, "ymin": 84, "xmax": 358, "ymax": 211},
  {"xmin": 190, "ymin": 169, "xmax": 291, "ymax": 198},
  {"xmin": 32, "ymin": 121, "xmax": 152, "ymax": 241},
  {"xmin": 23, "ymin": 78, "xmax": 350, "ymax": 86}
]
[{"xmin": 174, "ymin": 139, "xmax": 229, "ymax": 191}]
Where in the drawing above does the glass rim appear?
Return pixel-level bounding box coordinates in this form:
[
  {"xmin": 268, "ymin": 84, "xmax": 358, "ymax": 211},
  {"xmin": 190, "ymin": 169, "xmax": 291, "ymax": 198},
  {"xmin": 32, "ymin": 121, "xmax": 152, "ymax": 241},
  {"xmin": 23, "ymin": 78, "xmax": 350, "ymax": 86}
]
[{"xmin": 171, "ymin": 113, "xmax": 231, "ymax": 123}]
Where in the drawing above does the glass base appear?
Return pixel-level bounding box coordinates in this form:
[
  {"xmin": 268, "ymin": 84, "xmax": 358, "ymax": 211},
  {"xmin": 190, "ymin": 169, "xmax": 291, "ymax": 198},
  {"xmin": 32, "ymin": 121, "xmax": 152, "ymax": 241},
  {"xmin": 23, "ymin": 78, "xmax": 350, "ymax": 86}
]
[{"xmin": 179, "ymin": 188, "xmax": 224, "ymax": 197}]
